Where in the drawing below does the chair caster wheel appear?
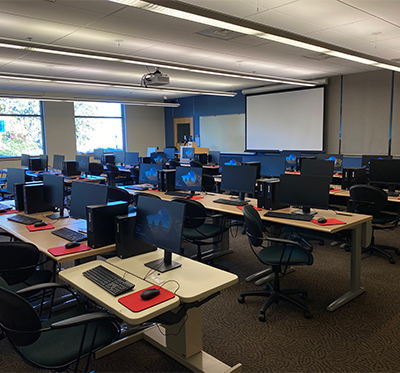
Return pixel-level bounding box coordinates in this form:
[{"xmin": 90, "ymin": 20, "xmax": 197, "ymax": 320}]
[
  {"xmin": 300, "ymin": 293, "xmax": 308, "ymax": 300},
  {"xmin": 344, "ymin": 246, "xmax": 350, "ymax": 252},
  {"xmin": 303, "ymin": 310, "xmax": 312, "ymax": 319},
  {"xmin": 258, "ymin": 313, "xmax": 266, "ymax": 322},
  {"xmin": 238, "ymin": 296, "xmax": 245, "ymax": 303},
  {"xmin": 395, "ymin": 250, "xmax": 400, "ymax": 256},
  {"xmin": 389, "ymin": 258, "xmax": 395, "ymax": 264}
]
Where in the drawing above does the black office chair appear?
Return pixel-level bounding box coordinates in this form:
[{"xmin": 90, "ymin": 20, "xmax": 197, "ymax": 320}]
[
  {"xmin": 0, "ymin": 278, "xmax": 120, "ymax": 373},
  {"xmin": 105, "ymin": 163, "xmax": 132, "ymax": 187},
  {"xmin": 349, "ymin": 184, "xmax": 400, "ymax": 264},
  {"xmin": 168, "ymin": 159, "xmax": 180, "ymax": 169},
  {"xmin": 171, "ymin": 197, "xmax": 227, "ymax": 262},
  {"xmin": 108, "ymin": 186, "xmax": 136, "ymax": 214},
  {"xmin": 88, "ymin": 162, "xmax": 104, "ymax": 176},
  {"xmin": 130, "ymin": 167, "xmax": 139, "ymax": 183},
  {"xmin": 0, "ymin": 242, "xmax": 53, "ymax": 293},
  {"xmin": 190, "ymin": 160, "xmax": 203, "ymax": 168},
  {"xmin": 238, "ymin": 205, "xmax": 313, "ymax": 321},
  {"xmin": 202, "ymin": 173, "xmax": 216, "ymax": 192}
]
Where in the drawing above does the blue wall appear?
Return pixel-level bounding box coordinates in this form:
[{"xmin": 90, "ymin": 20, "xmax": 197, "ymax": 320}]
[{"xmin": 164, "ymin": 90, "xmax": 246, "ymax": 147}]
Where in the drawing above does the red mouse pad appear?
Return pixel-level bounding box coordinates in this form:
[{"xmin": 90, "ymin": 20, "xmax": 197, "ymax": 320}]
[
  {"xmin": 26, "ymin": 223, "xmax": 54, "ymax": 232},
  {"xmin": 311, "ymin": 218, "xmax": 346, "ymax": 226},
  {"xmin": 48, "ymin": 244, "xmax": 90, "ymax": 256},
  {"xmin": 0, "ymin": 209, "xmax": 20, "ymax": 215},
  {"xmin": 190, "ymin": 196, "xmax": 204, "ymax": 200},
  {"xmin": 118, "ymin": 286, "xmax": 175, "ymax": 312}
]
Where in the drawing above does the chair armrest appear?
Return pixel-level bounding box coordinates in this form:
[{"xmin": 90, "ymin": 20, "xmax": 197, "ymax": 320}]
[
  {"xmin": 16, "ymin": 282, "xmax": 70, "ymax": 296},
  {"xmin": 51, "ymin": 312, "xmax": 119, "ymax": 329},
  {"xmin": 247, "ymin": 231, "xmax": 312, "ymax": 252}
]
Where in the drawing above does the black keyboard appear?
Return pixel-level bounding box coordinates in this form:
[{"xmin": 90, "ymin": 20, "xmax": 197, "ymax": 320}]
[
  {"xmin": 263, "ymin": 211, "xmax": 314, "ymax": 221},
  {"xmin": 7, "ymin": 215, "xmax": 42, "ymax": 225},
  {"xmin": 51, "ymin": 227, "xmax": 87, "ymax": 242},
  {"xmin": 213, "ymin": 198, "xmax": 248, "ymax": 206},
  {"xmin": 83, "ymin": 265, "xmax": 135, "ymax": 296},
  {"xmin": 165, "ymin": 191, "xmax": 191, "ymax": 198}
]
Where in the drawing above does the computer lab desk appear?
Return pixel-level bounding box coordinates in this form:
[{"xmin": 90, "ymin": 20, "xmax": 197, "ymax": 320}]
[
  {"xmin": 0, "ymin": 211, "xmax": 114, "ymax": 264},
  {"xmin": 59, "ymin": 252, "xmax": 242, "ymax": 373},
  {"xmin": 125, "ymin": 190, "xmax": 372, "ymax": 312}
]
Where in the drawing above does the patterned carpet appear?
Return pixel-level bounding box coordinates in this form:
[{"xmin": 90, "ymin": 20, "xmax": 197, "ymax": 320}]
[{"xmin": 1, "ymin": 226, "xmax": 400, "ymax": 373}]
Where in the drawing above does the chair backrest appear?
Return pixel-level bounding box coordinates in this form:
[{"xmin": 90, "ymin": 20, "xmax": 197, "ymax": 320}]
[
  {"xmin": 108, "ymin": 186, "xmax": 133, "ymax": 204},
  {"xmin": 168, "ymin": 159, "xmax": 180, "ymax": 169},
  {"xmin": 190, "ymin": 160, "xmax": 203, "ymax": 168},
  {"xmin": 0, "ymin": 284, "xmax": 42, "ymax": 346},
  {"xmin": 105, "ymin": 163, "xmax": 119, "ymax": 176},
  {"xmin": 243, "ymin": 205, "xmax": 265, "ymax": 247},
  {"xmin": 171, "ymin": 197, "xmax": 207, "ymax": 229},
  {"xmin": 132, "ymin": 192, "xmax": 161, "ymax": 206},
  {"xmin": 349, "ymin": 184, "xmax": 388, "ymax": 215},
  {"xmin": 0, "ymin": 242, "xmax": 41, "ymax": 285},
  {"xmin": 88, "ymin": 162, "xmax": 104, "ymax": 176}
]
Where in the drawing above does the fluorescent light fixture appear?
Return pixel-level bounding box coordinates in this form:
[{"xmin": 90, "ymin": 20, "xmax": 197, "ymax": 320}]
[
  {"xmin": 0, "ymin": 38, "xmax": 316, "ymax": 87},
  {"xmin": 0, "ymin": 73, "xmax": 237, "ymax": 97},
  {"xmin": 108, "ymin": 0, "xmax": 400, "ymax": 74}
]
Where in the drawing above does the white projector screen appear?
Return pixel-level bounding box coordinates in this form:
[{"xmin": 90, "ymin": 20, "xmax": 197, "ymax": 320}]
[{"xmin": 246, "ymin": 87, "xmax": 324, "ymax": 152}]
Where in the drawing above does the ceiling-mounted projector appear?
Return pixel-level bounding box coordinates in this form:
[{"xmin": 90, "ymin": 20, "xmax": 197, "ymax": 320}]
[{"xmin": 141, "ymin": 69, "xmax": 170, "ymax": 87}]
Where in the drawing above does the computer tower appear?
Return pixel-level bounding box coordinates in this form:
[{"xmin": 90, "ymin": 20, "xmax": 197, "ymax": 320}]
[
  {"xmin": 13, "ymin": 183, "xmax": 25, "ymax": 211},
  {"xmin": 115, "ymin": 214, "xmax": 156, "ymax": 259},
  {"xmin": 23, "ymin": 183, "xmax": 54, "ymax": 214},
  {"xmin": 86, "ymin": 201, "xmax": 129, "ymax": 249},
  {"xmin": 341, "ymin": 167, "xmax": 367, "ymax": 190},
  {"xmin": 29, "ymin": 157, "xmax": 43, "ymax": 171},
  {"xmin": 195, "ymin": 153, "xmax": 208, "ymax": 165},
  {"xmin": 157, "ymin": 169, "xmax": 175, "ymax": 192},
  {"xmin": 257, "ymin": 178, "xmax": 287, "ymax": 210},
  {"xmin": 62, "ymin": 161, "xmax": 80, "ymax": 177}
]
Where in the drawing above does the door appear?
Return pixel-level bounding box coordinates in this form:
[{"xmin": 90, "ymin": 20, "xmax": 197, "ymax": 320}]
[{"xmin": 174, "ymin": 117, "xmax": 194, "ymax": 148}]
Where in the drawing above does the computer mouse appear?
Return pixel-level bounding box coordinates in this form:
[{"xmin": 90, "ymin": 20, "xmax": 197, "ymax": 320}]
[
  {"xmin": 140, "ymin": 288, "xmax": 160, "ymax": 300},
  {"xmin": 34, "ymin": 221, "xmax": 47, "ymax": 227},
  {"xmin": 317, "ymin": 217, "xmax": 327, "ymax": 224},
  {"xmin": 64, "ymin": 241, "xmax": 81, "ymax": 249}
]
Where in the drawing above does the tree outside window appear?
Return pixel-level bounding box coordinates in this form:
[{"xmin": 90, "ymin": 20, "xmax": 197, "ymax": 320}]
[
  {"xmin": 0, "ymin": 98, "xmax": 43, "ymax": 157},
  {"xmin": 74, "ymin": 102, "xmax": 124, "ymax": 153}
]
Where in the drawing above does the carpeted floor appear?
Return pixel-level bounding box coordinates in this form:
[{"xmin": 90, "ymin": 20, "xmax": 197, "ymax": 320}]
[{"xmin": 1, "ymin": 226, "xmax": 400, "ymax": 373}]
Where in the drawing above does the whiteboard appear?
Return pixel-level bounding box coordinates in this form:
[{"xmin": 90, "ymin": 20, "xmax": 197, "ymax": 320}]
[{"xmin": 199, "ymin": 114, "xmax": 245, "ymax": 152}]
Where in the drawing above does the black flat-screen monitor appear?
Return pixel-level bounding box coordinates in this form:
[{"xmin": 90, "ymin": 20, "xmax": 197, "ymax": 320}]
[
  {"xmin": 69, "ymin": 181, "xmax": 108, "ymax": 219},
  {"xmin": 368, "ymin": 159, "xmax": 400, "ymax": 195},
  {"xmin": 43, "ymin": 174, "xmax": 68, "ymax": 219},
  {"xmin": 342, "ymin": 156, "xmax": 362, "ymax": 169},
  {"xmin": 219, "ymin": 156, "xmax": 242, "ymax": 172},
  {"xmin": 125, "ymin": 152, "xmax": 139, "ymax": 166},
  {"xmin": 101, "ymin": 154, "xmax": 115, "ymax": 165},
  {"xmin": 93, "ymin": 148, "xmax": 103, "ymax": 161},
  {"xmin": 279, "ymin": 174, "xmax": 331, "ymax": 214},
  {"xmin": 21, "ymin": 154, "xmax": 29, "ymax": 167},
  {"xmin": 209, "ymin": 151, "xmax": 220, "ymax": 165},
  {"xmin": 53, "ymin": 154, "xmax": 65, "ymax": 171},
  {"xmin": 362, "ymin": 155, "xmax": 392, "ymax": 167},
  {"xmin": 281, "ymin": 151, "xmax": 301, "ymax": 171},
  {"xmin": 139, "ymin": 163, "xmax": 162, "ymax": 185},
  {"xmin": 113, "ymin": 150, "xmax": 125, "ymax": 164},
  {"xmin": 260, "ymin": 156, "xmax": 286, "ymax": 177},
  {"xmin": 75, "ymin": 155, "xmax": 89, "ymax": 174},
  {"xmin": 317, "ymin": 154, "xmax": 343, "ymax": 171},
  {"xmin": 39, "ymin": 155, "xmax": 48, "ymax": 171},
  {"xmin": 150, "ymin": 152, "xmax": 167, "ymax": 165},
  {"xmin": 164, "ymin": 147, "xmax": 176, "ymax": 160},
  {"xmin": 134, "ymin": 196, "xmax": 185, "ymax": 273},
  {"xmin": 175, "ymin": 166, "xmax": 202, "ymax": 195},
  {"xmin": 221, "ymin": 165, "xmax": 257, "ymax": 201},
  {"xmin": 301, "ymin": 158, "xmax": 334, "ymax": 178},
  {"xmin": 6, "ymin": 168, "xmax": 26, "ymax": 193}
]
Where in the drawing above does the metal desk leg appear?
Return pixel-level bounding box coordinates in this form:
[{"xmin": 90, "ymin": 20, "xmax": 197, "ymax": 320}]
[{"xmin": 326, "ymin": 224, "xmax": 366, "ymax": 312}]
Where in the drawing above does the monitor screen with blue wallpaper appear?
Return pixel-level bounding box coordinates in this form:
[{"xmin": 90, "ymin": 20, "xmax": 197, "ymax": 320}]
[
  {"xmin": 175, "ymin": 166, "xmax": 202, "ymax": 193},
  {"xmin": 317, "ymin": 153, "xmax": 343, "ymax": 171},
  {"xmin": 139, "ymin": 163, "xmax": 162, "ymax": 185},
  {"xmin": 219, "ymin": 156, "xmax": 242, "ymax": 172}
]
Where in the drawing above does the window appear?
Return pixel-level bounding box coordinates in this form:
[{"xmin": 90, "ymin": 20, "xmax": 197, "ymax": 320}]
[
  {"xmin": 0, "ymin": 98, "xmax": 43, "ymax": 157},
  {"xmin": 74, "ymin": 102, "xmax": 124, "ymax": 154}
]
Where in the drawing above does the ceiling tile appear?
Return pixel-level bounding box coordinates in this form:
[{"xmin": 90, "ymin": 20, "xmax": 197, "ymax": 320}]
[{"xmin": 343, "ymin": 1, "xmax": 400, "ymax": 17}]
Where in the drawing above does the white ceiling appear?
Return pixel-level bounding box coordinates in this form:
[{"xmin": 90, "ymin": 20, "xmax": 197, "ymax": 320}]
[{"xmin": 0, "ymin": 0, "xmax": 399, "ymax": 101}]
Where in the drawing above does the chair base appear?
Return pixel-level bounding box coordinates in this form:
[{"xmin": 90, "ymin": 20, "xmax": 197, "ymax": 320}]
[
  {"xmin": 362, "ymin": 245, "xmax": 398, "ymax": 264},
  {"xmin": 238, "ymin": 284, "xmax": 312, "ymax": 322}
]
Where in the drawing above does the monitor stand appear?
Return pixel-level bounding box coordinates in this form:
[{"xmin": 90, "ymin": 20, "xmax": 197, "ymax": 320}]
[
  {"xmin": 386, "ymin": 185, "xmax": 399, "ymax": 197},
  {"xmin": 47, "ymin": 208, "xmax": 69, "ymax": 220},
  {"xmin": 229, "ymin": 192, "xmax": 250, "ymax": 203},
  {"xmin": 145, "ymin": 251, "xmax": 181, "ymax": 273},
  {"xmin": 291, "ymin": 206, "xmax": 317, "ymax": 216}
]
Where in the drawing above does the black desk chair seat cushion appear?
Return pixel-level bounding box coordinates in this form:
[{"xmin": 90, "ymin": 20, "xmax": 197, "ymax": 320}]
[
  {"xmin": 349, "ymin": 184, "xmax": 400, "ymax": 263},
  {"xmin": 0, "ymin": 242, "xmax": 52, "ymax": 293},
  {"xmin": 0, "ymin": 279, "xmax": 120, "ymax": 372},
  {"xmin": 239, "ymin": 205, "xmax": 313, "ymax": 322},
  {"xmin": 88, "ymin": 162, "xmax": 104, "ymax": 176},
  {"xmin": 171, "ymin": 197, "xmax": 227, "ymax": 262}
]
